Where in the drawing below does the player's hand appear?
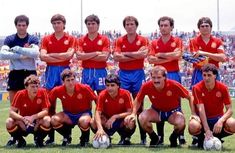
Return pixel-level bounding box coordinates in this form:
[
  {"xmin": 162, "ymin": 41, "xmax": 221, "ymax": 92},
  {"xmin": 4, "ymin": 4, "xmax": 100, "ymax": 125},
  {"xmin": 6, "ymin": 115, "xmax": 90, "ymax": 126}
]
[
  {"xmin": 213, "ymin": 119, "xmax": 223, "ymax": 134},
  {"xmin": 125, "ymin": 114, "xmax": 136, "ymax": 124},
  {"xmin": 105, "ymin": 116, "xmax": 116, "ymax": 129},
  {"xmin": 24, "ymin": 115, "xmax": 35, "ymax": 124},
  {"xmin": 205, "ymin": 130, "xmax": 213, "ymax": 140},
  {"xmin": 94, "ymin": 129, "xmax": 106, "ymax": 140}
]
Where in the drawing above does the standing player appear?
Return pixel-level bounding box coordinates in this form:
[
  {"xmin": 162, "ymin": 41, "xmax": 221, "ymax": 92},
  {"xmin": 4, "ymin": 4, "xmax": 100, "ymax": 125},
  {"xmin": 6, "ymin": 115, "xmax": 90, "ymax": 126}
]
[
  {"xmin": 40, "ymin": 14, "xmax": 76, "ymax": 145},
  {"xmin": 148, "ymin": 16, "xmax": 185, "ymax": 145},
  {"xmin": 50, "ymin": 69, "xmax": 97, "ymax": 146},
  {"xmin": 91, "ymin": 74, "xmax": 135, "ymax": 145},
  {"xmin": 126, "ymin": 66, "xmax": 194, "ymax": 147},
  {"xmin": 189, "ymin": 17, "xmax": 227, "ymax": 88},
  {"xmin": 76, "ymin": 14, "xmax": 110, "ymax": 94},
  {"xmin": 189, "ymin": 64, "xmax": 235, "ymax": 148},
  {"xmin": 0, "ymin": 14, "xmax": 39, "ymax": 146},
  {"xmin": 5, "ymin": 75, "xmax": 51, "ymax": 148},
  {"xmin": 113, "ymin": 16, "xmax": 149, "ymax": 145}
]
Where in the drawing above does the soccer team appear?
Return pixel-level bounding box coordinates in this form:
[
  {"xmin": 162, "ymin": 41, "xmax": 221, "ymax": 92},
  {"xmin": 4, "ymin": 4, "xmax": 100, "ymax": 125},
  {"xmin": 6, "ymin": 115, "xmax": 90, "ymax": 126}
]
[{"xmin": 1, "ymin": 14, "xmax": 235, "ymax": 149}]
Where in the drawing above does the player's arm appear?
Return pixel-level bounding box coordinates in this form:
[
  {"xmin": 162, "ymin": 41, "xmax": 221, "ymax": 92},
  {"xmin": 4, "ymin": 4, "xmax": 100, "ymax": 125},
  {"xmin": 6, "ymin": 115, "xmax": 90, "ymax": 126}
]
[
  {"xmin": 125, "ymin": 98, "xmax": 142, "ymax": 123},
  {"xmin": 122, "ymin": 46, "xmax": 149, "ymax": 59},
  {"xmin": 156, "ymin": 48, "xmax": 182, "ymax": 60},
  {"xmin": 76, "ymin": 51, "xmax": 101, "ymax": 61},
  {"xmin": 94, "ymin": 110, "xmax": 106, "ymax": 139},
  {"xmin": 196, "ymin": 103, "xmax": 213, "ymax": 139},
  {"xmin": 90, "ymin": 51, "xmax": 110, "ymax": 61},
  {"xmin": 113, "ymin": 52, "xmax": 136, "ymax": 62},
  {"xmin": 0, "ymin": 45, "xmax": 27, "ymax": 60},
  {"xmin": 40, "ymin": 49, "xmax": 68, "ymax": 63},
  {"xmin": 11, "ymin": 44, "xmax": 39, "ymax": 58},
  {"xmin": 194, "ymin": 47, "xmax": 227, "ymax": 62},
  {"xmin": 148, "ymin": 54, "xmax": 172, "ymax": 64},
  {"xmin": 9, "ymin": 106, "xmax": 24, "ymax": 121}
]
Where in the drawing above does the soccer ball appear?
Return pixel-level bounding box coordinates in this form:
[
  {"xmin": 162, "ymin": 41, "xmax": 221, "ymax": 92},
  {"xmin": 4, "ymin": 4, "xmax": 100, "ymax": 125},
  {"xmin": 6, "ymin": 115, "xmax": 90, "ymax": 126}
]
[
  {"xmin": 203, "ymin": 137, "xmax": 222, "ymax": 151},
  {"xmin": 92, "ymin": 135, "xmax": 110, "ymax": 149}
]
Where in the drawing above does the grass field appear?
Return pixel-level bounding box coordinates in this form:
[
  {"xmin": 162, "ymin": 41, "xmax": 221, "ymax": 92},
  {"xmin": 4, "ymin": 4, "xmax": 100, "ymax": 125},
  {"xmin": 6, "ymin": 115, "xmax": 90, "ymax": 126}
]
[{"xmin": 0, "ymin": 99, "xmax": 234, "ymax": 153}]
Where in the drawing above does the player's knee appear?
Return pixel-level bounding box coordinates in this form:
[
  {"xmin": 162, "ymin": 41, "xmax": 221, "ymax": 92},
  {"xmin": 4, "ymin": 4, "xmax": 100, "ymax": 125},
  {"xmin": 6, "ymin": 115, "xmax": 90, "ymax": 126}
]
[
  {"xmin": 138, "ymin": 113, "xmax": 148, "ymax": 124},
  {"xmin": 6, "ymin": 118, "xmax": 15, "ymax": 128},
  {"xmin": 51, "ymin": 115, "xmax": 61, "ymax": 126},
  {"xmin": 188, "ymin": 120, "xmax": 202, "ymax": 135},
  {"xmin": 42, "ymin": 116, "xmax": 51, "ymax": 128},
  {"xmin": 224, "ymin": 118, "xmax": 235, "ymax": 133}
]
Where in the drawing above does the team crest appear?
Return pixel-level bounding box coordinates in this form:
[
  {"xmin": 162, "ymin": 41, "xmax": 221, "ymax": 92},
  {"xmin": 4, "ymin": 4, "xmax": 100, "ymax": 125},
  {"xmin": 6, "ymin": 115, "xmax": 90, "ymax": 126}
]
[
  {"xmin": 136, "ymin": 40, "xmax": 141, "ymax": 46},
  {"xmin": 166, "ymin": 90, "xmax": 172, "ymax": 96},
  {"xmin": 122, "ymin": 45, "xmax": 126, "ymax": 48},
  {"xmin": 37, "ymin": 98, "xmax": 42, "ymax": 104},
  {"xmin": 155, "ymin": 46, "xmax": 159, "ymax": 49},
  {"xmin": 64, "ymin": 40, "xmax": 69, "ymax": 45},
  {"xmin": 152, "ymin": 95, "xmax": 155, "ymax": 99},
  {"xmin": 77, "ymin": 93, "xmax": 83, "ymax": 99},
  {"xmin": 62, "ymin": 96, "xmax": 66, "ymax": 99},
  {"xmin": 105, "ymin": 99, "xmax": 108, "ymax": 103},
  {"xmin": 171, "ymin": 42, "xmax": 176, "ymax": 48},
  {"xmin": 119, "ymin": 98, "xmax": 124, "ymax": 104},
  {"xmin": 211, "ymin": 42, "xmax": 216, "ymax": 48},
  {"xmin": 83, "ymin": 43, "xmax": 87, "ymax": 46},
  {"xmin": 199, "ymin": 46, "xmax": 202, "ymax": 50},
  {"xmin": 202, "ymin": 93, "xmax": 205, "ymax": 97},
  {"xmin": 216, "ymin": 91, "xmax": 222, "ymax": 98},
  {"xmin": 97, "ymin": 40, "xmax": 103, "ymax": 46},
  {"xmin": 49, "ymin": 41, "xmax": 52, "ymax": 44},
  {"xmin": 24, "ymin": 104, "xmax": 27, "ymax": 108}
]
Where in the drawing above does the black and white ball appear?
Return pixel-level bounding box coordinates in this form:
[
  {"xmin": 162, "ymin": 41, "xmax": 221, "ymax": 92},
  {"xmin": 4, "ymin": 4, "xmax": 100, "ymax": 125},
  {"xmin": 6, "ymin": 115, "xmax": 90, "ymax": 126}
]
[
  {"xmin": 92, "ymin": 135, "xmax": 110, "ymax": 149},
  {"xmin": 203, "ymin": 137, "xmax": 222, "ymax": 151}
]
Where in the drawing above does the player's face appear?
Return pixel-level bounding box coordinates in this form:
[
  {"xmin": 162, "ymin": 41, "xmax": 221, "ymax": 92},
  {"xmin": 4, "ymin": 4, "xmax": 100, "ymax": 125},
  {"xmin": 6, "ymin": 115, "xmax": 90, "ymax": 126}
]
[
  {"xmin": 106, "ymin": 82, "xmax": 119, "ymax": 96},
  {"xmin": 151, "ymin": 72, "xmax": 165, "ymax": 89},
  {"xmin": 124, "ymin": 20, "xmax": 137, "ymax": 35},
  {"xmin": 199, "ymin": 23, "xmax": 211, "ymax": 36},
  {"xmin": 52, "ymin": 20, "xmax": 65, "ymax": 33},
  {"xmin": 63, "ymin": 76, "xmax": 76, "ymax": 89},
  {"xmin": 202, "ymin": 71, "xmax": 216, "ymax": 85},
  {"xmin": 26, "ymin": 83, "xmax": 39, "ymax": 98},
  {"xmin": 159, "ymin": 20, "xmax": 172, "ymax": 36},
  {"xmin": 16, "ymin": 21, "xmax": 28, "ymax": 36},
  {"xmin": 86, "ymin": 21, "xmax": 99, "ymax": 34}
]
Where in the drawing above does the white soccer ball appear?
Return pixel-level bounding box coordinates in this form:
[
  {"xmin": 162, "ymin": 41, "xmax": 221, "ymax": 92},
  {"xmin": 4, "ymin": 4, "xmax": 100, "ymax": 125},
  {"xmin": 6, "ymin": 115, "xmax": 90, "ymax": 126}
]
[
  {"xmin": 203, "ymin": 137, "xmax": 222, "ymax": 151},
  {"xmin": 92, "ymin": 135, "xmax": 110, "ymax": 149}
]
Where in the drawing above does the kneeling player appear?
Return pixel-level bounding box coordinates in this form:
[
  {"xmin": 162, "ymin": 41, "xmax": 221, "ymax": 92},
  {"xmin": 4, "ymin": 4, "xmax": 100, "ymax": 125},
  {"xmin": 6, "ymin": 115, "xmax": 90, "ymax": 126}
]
[
  {"xmin": 91, "ymin": 74, "xmax": 136, "ymax": 145},
  {"xmin": 5, "ymin": 75, "xmax": 51, "ymax": 148},
  {"xmin": 188, "ymin": 64, "xmax": 235, "ymax": 148},
  {"xmin": 126, "ymin": 66, "xmax": 194, "ymax": 147},
  {"xmin": 50, "ymin": 69, "xmax": 97, "ymax": 146}
]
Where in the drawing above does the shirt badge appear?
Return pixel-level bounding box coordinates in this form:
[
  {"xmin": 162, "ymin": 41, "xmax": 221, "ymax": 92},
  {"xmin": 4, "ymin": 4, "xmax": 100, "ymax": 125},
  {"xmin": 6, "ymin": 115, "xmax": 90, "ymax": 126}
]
[
  {"xmin": 119, "ymin": 98, "xmax": 124, "ymax": 104},
  {"xmin": 105, "ymin": 99, "xmax": 108, "ymax": 103},
  {"xmin": 136, "ymin": 40, "xmax": 141, "ymax": 46},
  {"xmin": 122, "ymin": 45, "xmax": 126, "ymax": 48},
  {"xmin": 211, "ymin": 42, "xmax": 216, "ymax": 48},
  {"xmin": 216, "ymin": 91, "xmax": 222, "ymax": 98},
  {"xmin": 97, "ymin": 40, "xmax": 103, "ymax": 46},
  {"xmin": 202, "ymin": 93, "xmax": 205, "ymax": 97},
  {"xmin": 37, "ymin": 98, "xmax": 42, "ymax": 104},
  {"xmin": 166, "ymin": 90, "xmax": 172, "ymax": 96},
  {"xmin": 64, "ymin": 40, "xmax": 69, "ymax": 45},
  {"xmin": 24, "ymin": 104, "xmax": 27, "ymax": 107},
  {"xmin": 77, "ymin": 93, "xmax": 83, "ymax": 99},
  {"xmin": 171, "ymin": 42, "xmax": 176, "ymax": 48}
]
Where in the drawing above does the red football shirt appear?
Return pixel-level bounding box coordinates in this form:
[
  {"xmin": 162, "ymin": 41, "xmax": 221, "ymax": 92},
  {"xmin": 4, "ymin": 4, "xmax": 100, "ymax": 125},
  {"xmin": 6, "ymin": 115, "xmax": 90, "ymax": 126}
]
[
  {"xmin": 77, "ymin": 33, "xmax": 110, "ymax": 68},
  {"xmin": 136, "ymin": 79, "xmax": 189, "ymax": 112},
  {"xmin": 113, "ymin": 34, "xmax": 149, "ymax": 70},
  {"xmin": 150, "ymin": 36, "xmax": 183, "ymax": 72},
  {"xmin": 189, "ymin": 35, "xmax": 224, "ymax": 68},
  {"xmin": 49, "ymin": 83, "xmax": 97, "ymax": 114},
  {"xmin": 40, "ymin": 32, "xmax": 76, "ymax": 66},
  {"xmin": 96, "ymin": 88, "xmax": 133, "ymax": 118},
  {"xmin": 192, "ymin": 81, "xmax": 231, "ymax": 119},
  {"xmin": 12, "ymin": 88, "xmax": 50, "ymax": 116}
]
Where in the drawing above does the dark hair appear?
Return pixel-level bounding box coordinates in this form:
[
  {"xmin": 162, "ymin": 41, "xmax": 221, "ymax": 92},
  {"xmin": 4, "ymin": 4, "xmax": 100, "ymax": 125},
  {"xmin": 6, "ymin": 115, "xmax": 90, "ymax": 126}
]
[
  {"xmin": 123, "ymin": 16, "xmax": 139, "ymax": 27},
  {"xmin": 51, "ymin": 14, "xmax": 66, "ymax": 24},
  {"xmin": 24, "ymin": 75, "xmax": 40, "ymax": 87},
  {"xmin": 158, "ymin": 16, "xmax": 174, "ymax": 28},
  {"xmin": 201, "ymin": 63, "xmax": 218, "ymax": 76},
  {"xmin": 105, "ymin": 74, "xmax": 120, "ymax": 86},
  {"xmin": 197, "ymin": 17, "xmax": 212, "ymax": 29},
  {"xmin": 151, "ymin": 66, "xmax": 167, "ymax": 77},
  {"xmin": 14, "ymin": 15, "xmax": 29, "ymax": 26},
  {"xmin": 85, "ymin": 14, "xmax": 100, "ymax": 25},
  {"xmin": 60, "ymin": 69, "xmax": 76, "ymax": 81}
]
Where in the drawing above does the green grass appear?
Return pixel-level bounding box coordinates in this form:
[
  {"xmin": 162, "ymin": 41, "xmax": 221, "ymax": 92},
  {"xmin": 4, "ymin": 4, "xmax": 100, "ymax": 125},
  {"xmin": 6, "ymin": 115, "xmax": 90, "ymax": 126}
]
[{"xmin": 0, "ymin": 99, "xmax": 234, "ymax": 153}]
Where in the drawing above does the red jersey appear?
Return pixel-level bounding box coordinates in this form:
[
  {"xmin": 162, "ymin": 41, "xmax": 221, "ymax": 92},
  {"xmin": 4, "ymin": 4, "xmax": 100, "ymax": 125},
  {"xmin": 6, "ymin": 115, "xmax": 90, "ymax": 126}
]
[
  {"xmin": 77, "ymin": 33, "xmax": 110, "ymax": 68},
  {"xmin": 49, "ymin": 83, "xmax": 97, "ymax": 114},
  {"xmin": 96, "ymin": 88, "xmax": 132, "ymax": 118},
  {"xmin": 40, "ymin": 32, "xmax": 76, "ymax": 66},
  {"xmin": 114, "ymin": 34, "xmax": 149, "ymax": 70},
  {"xmin": 136, "ymin": 79, "xmax": 189, "ymax": 112},
  {"xmin": 150, "ymin": 36, "xmax": 183, "ymax": 72},
  {"xmin": 189, "ymin": 35, "xmax": 224, "ymax": 68},
  {"xmin": 192, "ymin": 80, "xmax": 231, "ymax": 119},
  {"xmin": 11, "ymin": 88, "xmax": 50, "ymax": 116}
]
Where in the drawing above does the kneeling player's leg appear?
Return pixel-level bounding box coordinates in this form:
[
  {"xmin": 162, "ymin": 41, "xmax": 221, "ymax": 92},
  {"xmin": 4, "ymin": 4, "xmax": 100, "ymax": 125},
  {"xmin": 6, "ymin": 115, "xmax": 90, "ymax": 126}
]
[
  {"xmin": 214, "ymin": 117, "xmax": 235, "ymax": 141},
  {"xmin": 188, "ymin": 115, "xmax": 202, "ymax": 146},
  {"xmin": 78, "ymin": 113, "xmax": 92, "ymax": 146},
  {"xmin": 138, "ymin": 108, "xmax": 160, "ymax": 146}
]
